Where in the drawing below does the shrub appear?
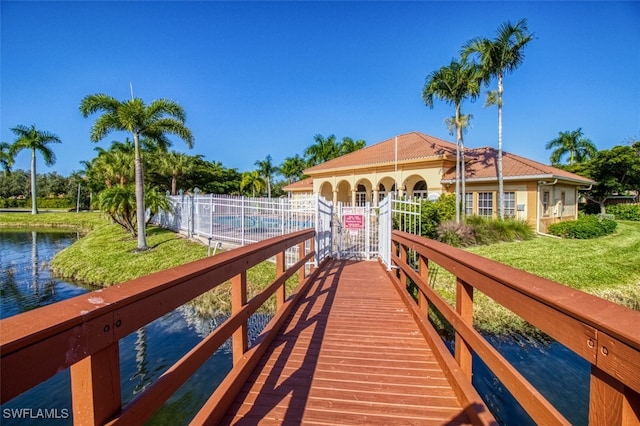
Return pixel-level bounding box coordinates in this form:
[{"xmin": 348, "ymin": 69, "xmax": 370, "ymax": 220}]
[
  {"xmin": 548, "ymin": 215, "xmax": 617, "ymax": 239},
  {"xmin": 607, "ymin": 204, "xmax": 640, "ymax": 221},
  {"xmin": 419, "ymin": 194, "xmax": 456, "ymax": 238},
  {"xmin": 436, "ymin": 221, "xmax": 476, "ymax": 247}
]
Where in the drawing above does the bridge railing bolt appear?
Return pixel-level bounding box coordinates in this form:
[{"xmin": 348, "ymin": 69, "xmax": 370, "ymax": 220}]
[{"xmin": 601, "ymin": 346, "xmax": 609, "ymax": 356}]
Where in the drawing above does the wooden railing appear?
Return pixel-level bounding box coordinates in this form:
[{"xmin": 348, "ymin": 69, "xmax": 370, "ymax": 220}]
[
  {"xmin": 389, "ymin": 230, "xmax": 640, "ymax": 425},
  {"xmin": 1, "ymin": 229, "xmax": 322, "ymax": 425}
]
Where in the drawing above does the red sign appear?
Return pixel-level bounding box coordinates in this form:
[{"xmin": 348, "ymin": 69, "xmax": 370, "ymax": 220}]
[{"xmin": 343, "ymin": 214, "xmax": 364, "ymax": 229}]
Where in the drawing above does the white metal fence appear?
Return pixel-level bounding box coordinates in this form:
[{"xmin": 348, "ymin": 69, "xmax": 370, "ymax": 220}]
[
  {"xmin": 152, "ymin": 193, "xmax": 420, "ymax": 266},
  {"xmin": 152, "ymin": 194, "xmax": 332, "ymax": 266},
  {"xmin": 378, "ymin": 195, "xmax": 422, "ymax": 269}
]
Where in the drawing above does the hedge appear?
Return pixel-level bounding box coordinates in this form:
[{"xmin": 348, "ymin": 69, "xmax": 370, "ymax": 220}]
[
  {"xmin": 606, "ymin": 204, "xmax": 640, "ymax": 221},
  {"xmin": 548, "ymin": 215, "xmax": 617, "ymax": 239}
]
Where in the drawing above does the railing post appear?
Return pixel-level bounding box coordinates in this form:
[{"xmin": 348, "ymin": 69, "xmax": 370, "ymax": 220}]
[
  {"xmin": 70, "ymin": 342, "xmax": 121, "ymax": 425},
  {"xmin": 309, "ymin": 235, "xmax": 317, "ymax": 273},
  {"xmin": 455, "ymin": 278, "xmax": 474, "ymax": 379},
  {"xmin": 231, "ymin": 271, "xmax": 248, "ymax": 365},
  {"xmin": 276, "ymin": 251, "xmax": 285, "ymax": 308},
  {"xmin": 399, "ymin": 244, "xmax": 408, "ymax": 287},
  {"xmin": 418, "ymin": 254, "xmax": 429, "ymax": 316},
  {"xmin": 298, "ymin": 241, "xmax": 306, "ymax": 283},
  {"xmin": 589, "ymin": 365, "xmax": 640, "ymax": 425}
]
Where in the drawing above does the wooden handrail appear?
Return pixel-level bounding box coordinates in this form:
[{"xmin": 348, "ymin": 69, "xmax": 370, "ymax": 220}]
[
  {"xmin": 390, "ymin": 230, "xmax": 640, "ymax": 425},
  {"xmin": 0, "ymin": 229, "xmax": 322, "ymax": 425}
]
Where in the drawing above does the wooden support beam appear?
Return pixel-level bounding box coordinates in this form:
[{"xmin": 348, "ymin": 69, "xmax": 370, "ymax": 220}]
[
  {"xmin": 276, "ymin": 251, "xmax": 285, "ymax": 308},
  {"xmin": 418, "ymin": 254, "xmax": 429, "ymax": 316},
  {"xmin": 70, "ymin": 342, "xmax": 121, "ymax": 425},
  {"xmin": 456, "ymin": 278, "xmax": 474, "ymax": 379},
  {"xmin": 589, "ymin": 364, "xmax": 640, "ymax": 425},
  {"xmin": 231, "ymin": 272, "xmax": 248, "ymax": 366}
]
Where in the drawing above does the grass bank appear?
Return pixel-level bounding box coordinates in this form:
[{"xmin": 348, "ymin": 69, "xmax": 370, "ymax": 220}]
[
  {"xmin": 1, "ymin": 212, "xmax": 296, "ymax": 315},
  {"xmin": 428, "ymin": 221, "xmax": 640, "ymax": 334}
]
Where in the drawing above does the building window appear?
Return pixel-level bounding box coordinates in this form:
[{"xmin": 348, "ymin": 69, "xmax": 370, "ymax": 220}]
[
  {"xmin": 478, "ymin": 192, "xmax": 493, "ymax": 217},
  {"xmin": 378, "ymin": 184, "xmax": 387, "ymax": 202},
  {"xmin": 355, "ymin": 184, "xmax": 367, "ymax": 206},
  {"xmin": 465, "ymin": 193, "xmax": 473, "ymax": 216},
  {"xmin": 542, "ymin": 191, "xmax": 550, "ymax": 216},
  {"xmin": 503, "ymin": 192, "xmax": 515, "ymax": 218},
  {"xmin": 560, "ymin": 191, "xmax": 566, "ymax": 216},
  {"xmin": 412, "ymin": 181, "xmax": 428, "ymax": 199}
]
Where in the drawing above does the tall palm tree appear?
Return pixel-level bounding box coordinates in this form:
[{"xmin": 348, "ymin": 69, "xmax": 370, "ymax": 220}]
[
  {"xmin": 255, "ymin": 155, "xmax": 279, "ymax": 198},
  {"xmin": 280, "ymin": 154, "xmax": 306, "ymax": 184},
  {"xmin": 462, "ymin": 18, "xmax": 534, "ymax": 219},
  {"xmin": 240, "ymin": 171, "xmax": 266, "ymax": 197},
  {"xmin": 446, "ymin": 113, "xmax": 473, "ymax": 217},
  {"xmin": 423, "ymin": 59, "xmax": 481, "ymax": 222},
  {"xmin": 304, "ymin": 134, "xmax": 340, "ymax": 167},
  {"xmin": 1, "ymin": 142, "xmax": 14, "ymax": 175},
  {"xmin": 8, "ymin": 125, "xmax": 62, "ymax": 214},
  {"xmin": 545, "ymin": 128, "xmax": 597, "ymax": 165},
  {"xmin": 80, "ymin": 94, "xmax": 194, "ymax": 250}
]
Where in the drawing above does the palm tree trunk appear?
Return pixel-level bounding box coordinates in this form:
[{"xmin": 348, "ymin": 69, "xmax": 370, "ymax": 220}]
[
  {"xmin": 30, "ymin": 148, "xmax": 38, "ymax": 215},
  {"xmin": 497, "ymin": 74, "xmax": 504, "ymax": 219},
  {"xmin": 460, "ymin": 129, "xmax": 466, "ymax": 220},
  {"xmin": 454, "ymin": 104, "xmax": 461, "ymax": 223},
  {"xmin": 171, "ymin": 173, "xmax": 177, "ymax": 196},
  {"xmin": 133, "ymin": 133, "xmax": 148, "ymax": 250}
]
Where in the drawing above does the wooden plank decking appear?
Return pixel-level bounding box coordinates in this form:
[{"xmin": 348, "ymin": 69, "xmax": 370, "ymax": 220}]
[{"xmin": 221, "ymin": 259, "xmax": 472, "ymax": 425}]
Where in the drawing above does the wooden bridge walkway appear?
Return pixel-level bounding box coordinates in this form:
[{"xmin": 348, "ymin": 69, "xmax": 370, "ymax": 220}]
[
  {"xmin": 222, "ymin": 260, "xmax": 472, "ymax": 425},
  {"xmin": 2, "ymin": 229, "xmax": 639, "ymax": 425}
]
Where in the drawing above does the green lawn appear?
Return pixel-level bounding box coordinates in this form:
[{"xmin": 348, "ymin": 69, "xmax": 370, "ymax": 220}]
[
  {"xmin": 427, "ymin": 221, "xmax": 640, "ymax": 334},
  {"xmin": 4, "ymin": 212, "xmax": 638, "ymax": 330}
]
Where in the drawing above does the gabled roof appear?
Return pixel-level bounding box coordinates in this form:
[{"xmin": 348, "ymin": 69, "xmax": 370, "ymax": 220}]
[
  {"xmin": 442, "ymin": 147, "xmax": 595, "ymax": 184},
  {"xmin": 304, "ymin": 131, "xmax": 456, "ymax": 174}
]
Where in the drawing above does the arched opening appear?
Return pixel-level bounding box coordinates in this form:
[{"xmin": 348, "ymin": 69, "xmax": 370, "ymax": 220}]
[{"xmin": 412, "ymin": 180, "xmax": 428, "ymax": 199}]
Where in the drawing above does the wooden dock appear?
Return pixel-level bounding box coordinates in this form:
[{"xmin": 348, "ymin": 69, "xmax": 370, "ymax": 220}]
[{"xmin": 222, "ymin": 260, "xmax": 471, "ymax": 425}]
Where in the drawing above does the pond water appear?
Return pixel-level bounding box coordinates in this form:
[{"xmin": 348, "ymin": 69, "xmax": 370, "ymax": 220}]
[{"xmin": 0, "ymin": 230, "xmax": 590, "ymax": 425}]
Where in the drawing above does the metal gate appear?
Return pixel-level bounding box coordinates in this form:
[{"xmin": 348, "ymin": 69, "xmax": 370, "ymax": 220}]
[{"xmin": 332, "ymin": 202, "xmax": 378, "ymax": 260}]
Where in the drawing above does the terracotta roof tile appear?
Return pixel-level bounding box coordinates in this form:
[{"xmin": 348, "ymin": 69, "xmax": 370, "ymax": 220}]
[
  {"xmin": 283, "ymin": 177, "xmax": 313, "ymax": 192},
  {"xmin": 304, "ymin": 131, "xmax": 594, "ymax": 185},
  {"xmin": 442, "ymin": 147, "xmax": 595, "ymax": 184},
  {"xmin": 304, "ymin": 131, "xmax": 456, "ymax": 173}
]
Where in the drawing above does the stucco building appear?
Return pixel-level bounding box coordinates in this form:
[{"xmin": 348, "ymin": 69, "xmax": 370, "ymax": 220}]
[{"xmin": 284, "ymin": 131, "xmax": 595, "ymax": 233}]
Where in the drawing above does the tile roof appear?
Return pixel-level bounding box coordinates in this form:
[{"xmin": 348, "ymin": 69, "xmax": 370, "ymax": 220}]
[
  {"xmin": 283, "ymin": 177, "xmax": 313, "ymax": 192},
  {"xmin": 442, "ymin": 147, "xmax": 595, "ymax": 184},
  {"xmin": 303, "ymin": 131, "xmax": 594, "ymax": 185},
  {"xmin": 304, "ymin": 131, "xmax": 456, "ymax": 173}
]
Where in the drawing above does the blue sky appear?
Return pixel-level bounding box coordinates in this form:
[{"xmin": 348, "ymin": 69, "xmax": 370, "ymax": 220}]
[{"xmin": 2, "ymin": 1, "xmax": 639, "ymax": 177}]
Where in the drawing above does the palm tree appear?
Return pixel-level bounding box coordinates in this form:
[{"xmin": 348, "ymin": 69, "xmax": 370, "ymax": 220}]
[
  {"xmin": 1, "ymin": 142, "xmax": 14, "ymax": 175},
  {"xmin": 446, "ymin": 113, "xmax": 473, "ymax": 217},
  {"xmin": 240, "ymin": 171, "xmax": 266, "ymax": 197},
  {"xmin": 280, "ymin": 155, "xmax": 306, "ymax": 184},
  {"xmin": 8, "ymin": 125, "xmax": 62, "ymax": 214},
  {"xmin": 462, "ymin": 19, "xmax": 534, "ymax": 219},
  {"xmin": 545, "ymin": 128, "xmax": 597, "ymax": 165},
  {"xmin": 338, "ymin": 137, "xmax": 366, "ymax": 156},
  {"xmin": 423, "ymin": 59, "xmax": 481, "ymax": 222},
  {"xmin": 254, "ymin": 155, "xmax": 279, "ymax": 198},
  {"xmin": 304, "ymin": 134, "xmax": 340, "ymax": 167},
  {"xmin": 159, "ymin": 151, "xmax": 195, "ymax": 195},
  {"xmin": 80, "ymin": 94, "xmax": 194, "ymax": 250}
]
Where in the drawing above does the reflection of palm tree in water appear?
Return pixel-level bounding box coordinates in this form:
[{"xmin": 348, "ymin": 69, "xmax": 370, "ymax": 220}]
[
  {"xmin": 30, "ymin": 231, "xmax": 56, "ymax": 303},
  {"xmin": 132, "ymin": 327, "xmax": 151, "ymax": 394},
  {"xmin": 31, "ymin": 231, "xmax": 39, "ymax": 294}
]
